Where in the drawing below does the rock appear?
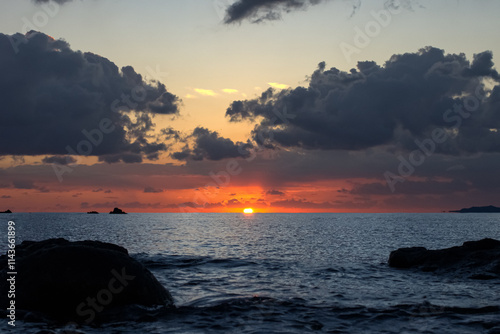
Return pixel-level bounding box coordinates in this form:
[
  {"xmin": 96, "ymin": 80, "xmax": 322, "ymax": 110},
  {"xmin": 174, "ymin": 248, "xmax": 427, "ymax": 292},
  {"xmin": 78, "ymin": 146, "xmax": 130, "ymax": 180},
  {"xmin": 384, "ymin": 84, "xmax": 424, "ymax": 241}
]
[
  {"xmin": 388, "ymin": 238, "xmax": 500, "ymax": 279},
  {"xmin": 87, "ymin": 211, "xmax": 99, "ymax": 214},
  {"xmin": 0, "ymin": 209, "xmax": 12, "ymax": 213},
  {"xmin": 450, "ymin": 205, "xmax": 500, "ymax": 213},
  {"xmin": 110, "ymin": 207, "xmax": 127, "ymax": 214},
  {"xmin": 0, "ymin": 238, "xmax": 173, "ymax": 323}
]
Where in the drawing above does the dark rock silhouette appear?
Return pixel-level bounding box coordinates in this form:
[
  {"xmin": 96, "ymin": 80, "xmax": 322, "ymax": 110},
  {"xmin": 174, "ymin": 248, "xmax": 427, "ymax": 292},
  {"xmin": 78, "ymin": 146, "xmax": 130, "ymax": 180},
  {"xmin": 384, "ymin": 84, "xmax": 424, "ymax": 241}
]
[
  {"xmin": 389, "ymin": 238, "xmax": 500, "ymax": 279},
  {"xmin": 0, "ymin": 238, "xmax": 173, "ymax": 323},
  {"xmin": 87, "ymin": 211, "xmax": 99, "ymax": 214},
  {"xmin": 0, "ymin": 209, "xmax": 12, "ymax": 213},
  {"xmin": 110, "ymin": 207, "xmax": 127, "ymax": 214},
  {"xmin": 450, "ymin": 205, "xmax": 500, "ymax": 213}
]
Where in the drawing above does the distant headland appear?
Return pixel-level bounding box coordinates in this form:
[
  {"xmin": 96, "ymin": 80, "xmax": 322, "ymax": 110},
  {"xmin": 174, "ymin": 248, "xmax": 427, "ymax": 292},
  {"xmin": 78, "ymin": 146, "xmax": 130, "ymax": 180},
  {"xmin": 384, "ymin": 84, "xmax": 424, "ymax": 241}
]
[
  {"xmin": 450, "ymin": 205, "xmax": 500, "ymax": 213},
  {"xmin": 0, "ymin": 209, "xmax": 12, "ymax": 214},
  {"xmin": 109, "ymin": 207, "xmax": 127, "ymax": 214}
]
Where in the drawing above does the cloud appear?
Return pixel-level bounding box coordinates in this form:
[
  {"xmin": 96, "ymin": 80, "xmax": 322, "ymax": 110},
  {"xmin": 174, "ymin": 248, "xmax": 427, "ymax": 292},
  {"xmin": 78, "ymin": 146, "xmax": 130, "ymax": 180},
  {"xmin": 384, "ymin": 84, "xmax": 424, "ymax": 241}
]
[
  {"xmin": 224, "ymin": 0, "xmax": 328, "ymax": 24},
  {"xmin": 0, "ymin": 31, "xmax": 180, "ymax": 161},
  {"xmin": 222, "ymin": 89, "xmax": 239, "ymax": 94},
  {"xmin": 42, "ymin": 156, "xmax": 77, "ymax": 165},
  {"xmin": 82, "ymin": 201, "xmax": 165, "ymax": 210},
  {"xmin": 81, "ymin": 201, "xmax": 119, "ymax": 209},
  {"xmin": 226, "ymin": 198, "xmax": 242, "ymax": 207},
  {"xmin": 350, "ymin": 179, "xmax": 470, "ymax": 196},
  {"xmin": 164, "ymin": 202, "xmax": 204, "ymax": 209},
  {"xmin": 194, "ymin": 88, "xmax": 218, "ymax": 97},
  {"xmin": 144, "ymin": 186, "xmax": 163, "ymax": 193},
  {"xmin": 88, "ymin": 188, "xmax": 112, "ymax": 194},
  {"xmin": 123, "ymin": 201, "xmax": 163, "ymax": 209},
  {"xmin": 266, "ymin": 189, "xmax": 285, "ymax": 196},
  {"xmin": 268, "ymin": 82, "xmax": 289, "ymax": 89},
  {"xmin": 226, "ymin": 47, "xmax": 500, "ymax": 155},
  {"xmin": 270, "ymin": 198, "xmax": 333, "ymax": 209},
  {"xmin": 13, "ymin": 180, "xmax": 36, "ymax": 189},
  {"xmin": 1, "ymin": 195, "xmax": 12, "ymax": 199},
  {"xmin": 172, "ymin": 127, "xmax": 253, "ymax": 161},
  {"xmin": 98, "ymin": 153, "xmax": 143, "ymax": 164},
  {"xmin": 178, "ymin": 198, "xmax": 252, "ymax": 210}
]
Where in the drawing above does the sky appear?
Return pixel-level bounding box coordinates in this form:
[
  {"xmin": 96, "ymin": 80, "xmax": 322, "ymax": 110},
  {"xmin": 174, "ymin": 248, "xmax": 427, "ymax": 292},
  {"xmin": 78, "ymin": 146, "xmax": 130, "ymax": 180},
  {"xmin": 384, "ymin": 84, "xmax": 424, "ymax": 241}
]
[{"xmin": 1, "ymin": 0, "xmax": 500, "ymax": 213}]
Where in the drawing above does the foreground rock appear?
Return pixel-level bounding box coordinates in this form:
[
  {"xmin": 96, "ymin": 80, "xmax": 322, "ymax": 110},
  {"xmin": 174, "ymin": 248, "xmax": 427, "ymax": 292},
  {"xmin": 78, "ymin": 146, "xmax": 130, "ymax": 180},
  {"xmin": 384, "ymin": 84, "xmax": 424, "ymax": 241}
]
[
  {"xmin": 0, "ymin": 238, "xmax": 173, "ymax": 323},
  {"xmin": 389, "ymin": 238, "xmax": 500, "ymax": 279}
]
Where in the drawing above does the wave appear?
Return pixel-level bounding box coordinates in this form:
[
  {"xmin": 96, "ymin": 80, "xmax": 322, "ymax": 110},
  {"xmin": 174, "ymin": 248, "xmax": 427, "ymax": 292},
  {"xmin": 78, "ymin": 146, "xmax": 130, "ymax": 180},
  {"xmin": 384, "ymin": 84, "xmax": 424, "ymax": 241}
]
[
  {"xmin": 133, "ymin": 253, "xmax": 258, "ymax": 269},
  {"xmin": 7, "ymin": 295, "xmax": 500, "ymax": 334}
]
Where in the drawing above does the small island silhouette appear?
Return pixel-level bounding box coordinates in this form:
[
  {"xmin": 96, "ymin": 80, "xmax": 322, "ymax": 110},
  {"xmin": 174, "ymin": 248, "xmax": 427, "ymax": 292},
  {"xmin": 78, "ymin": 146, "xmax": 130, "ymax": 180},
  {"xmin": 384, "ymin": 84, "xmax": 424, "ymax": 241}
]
[
  {"xmin": 87, "ymin": 211, "xmax": 99, "ymax": 214},
  {"xmin": 0, "ymin": 209, "xmax": 12, "ymax": 214},
  {"xmin": 450, "ymin": 205, "xmax": 500, "ymax": 213},
  {"xmin": 109, "ymin": 207, "xmax": 127, "ymax": 214}
]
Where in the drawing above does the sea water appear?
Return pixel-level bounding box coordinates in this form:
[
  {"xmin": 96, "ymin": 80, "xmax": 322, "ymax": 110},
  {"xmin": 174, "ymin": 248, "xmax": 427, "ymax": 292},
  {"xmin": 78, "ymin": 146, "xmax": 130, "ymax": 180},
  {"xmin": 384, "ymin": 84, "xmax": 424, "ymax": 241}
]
[{"xmin": 2, "ymin": 213, "xmax": 500, "ymax": 333}]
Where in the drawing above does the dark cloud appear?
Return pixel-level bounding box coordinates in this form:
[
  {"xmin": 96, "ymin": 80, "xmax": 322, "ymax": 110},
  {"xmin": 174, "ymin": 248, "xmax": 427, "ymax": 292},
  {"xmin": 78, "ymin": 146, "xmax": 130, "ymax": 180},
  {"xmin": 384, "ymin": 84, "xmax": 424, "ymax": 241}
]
[
  {"xmin": 42, "ymin": 156, "xmax": 77, "ymax": 165},
  {"xmin": 81, "ymin": 201, "xmax": 119, "ymax": 209},
  {"xmin": 0, "ymin": 31, "xmax": 180, "ymax": 161},
  {"xmin": 1, "ymin": 195, "xmax": 12, "ymax": 199},
  {"xmin": 82, "ymin": 201, "xmax": 165, "ymax": 210},
  {"xmin": 144, "ymin": 186, "xmax": 163, "ymax": 193},
  {"xmin": 164, "ymin": 199, "xmax": 256, "ymax": 211},
  {"xmin": 38, "ymin": 186, "xmax": 50, "ymax": 193},
  {"xmin": 350, "ymin": 179, "xmax": 470, "ymax": 196},
  {"xmin": 203, "ymin": 202, "xmax": 224, "ymax": 209},
  {"xmin": 123, "ymin": 201, "xmax": 163, "ymax": 209},
  {"xmin": 83, "ymin": 201, "xmax": 162, "ymax": 210},
  {"xmin": 266, "ymin": 189, "xmax": 285, "ymax": 196},
  {"xmin": 224, "ymin": 0, "xmax": 327, "ymax": 24},
  {"xmin": 270, "ymin": 198, "xmax": 333, "ymax": 209},
  {"xmin": 164, "ymin": 202, "xmax": 204, "ymax": 209},
  {"xmin": 13, "ymin": 180, "xmax": 36, "ymax": 189},
  {"xmin": 172, "ymin": 127, "xmax": 253, "ymax": 161},
  {"xmin": 226, "ymin": 47, "xmax": 500, "ymax": 155},
  {"xmin": 11, "ymin": 179, "xmax": 50, "ymax": 193},
  {"xmin": 226, "ymin": 198, "xmax": 242, "ymax": 207},
  {"xmin": 98, "ymin": 154, "xmax": 143, "ymax": 164}
]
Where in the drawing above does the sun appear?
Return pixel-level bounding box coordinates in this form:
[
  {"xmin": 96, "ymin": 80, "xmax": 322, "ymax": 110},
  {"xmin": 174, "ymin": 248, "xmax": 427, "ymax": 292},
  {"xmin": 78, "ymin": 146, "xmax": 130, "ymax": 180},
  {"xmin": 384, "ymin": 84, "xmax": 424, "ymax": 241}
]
[{"xmin": 243, "ymin": 208, "xmax": 254, "ymax": 214}]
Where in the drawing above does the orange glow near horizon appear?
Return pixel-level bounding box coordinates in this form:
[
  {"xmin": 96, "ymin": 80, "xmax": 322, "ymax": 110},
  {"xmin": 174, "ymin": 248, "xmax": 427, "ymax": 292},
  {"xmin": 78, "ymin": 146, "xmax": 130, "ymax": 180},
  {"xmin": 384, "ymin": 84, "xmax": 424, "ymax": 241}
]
[
  {"xmin": 0, "ymin": 182, "xmax": 449, "ymax": 214},
  {"xmin": 243, "ymin": 208, "xmax": 254, "ymax": 214}
]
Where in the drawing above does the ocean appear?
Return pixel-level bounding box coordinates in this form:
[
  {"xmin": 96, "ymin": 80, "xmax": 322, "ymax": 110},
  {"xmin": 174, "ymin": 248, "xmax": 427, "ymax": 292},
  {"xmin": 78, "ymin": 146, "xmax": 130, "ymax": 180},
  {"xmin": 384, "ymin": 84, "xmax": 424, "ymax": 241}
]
[{"xmin": 2, "ymin": 213, "xmax": 500, "ymax": 333}]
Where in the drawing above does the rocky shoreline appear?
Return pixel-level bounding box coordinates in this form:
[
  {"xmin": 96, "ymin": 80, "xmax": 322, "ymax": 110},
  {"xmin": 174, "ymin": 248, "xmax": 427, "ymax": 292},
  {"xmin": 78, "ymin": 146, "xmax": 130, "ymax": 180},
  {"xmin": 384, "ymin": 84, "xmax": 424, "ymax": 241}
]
[
  {"xmin": 0, "ymin": 238, "xmax": 173, "ymax": 324},
  {"xmin": 389, "ymin": 238, "xmax": 500, "ymax": 280}
]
